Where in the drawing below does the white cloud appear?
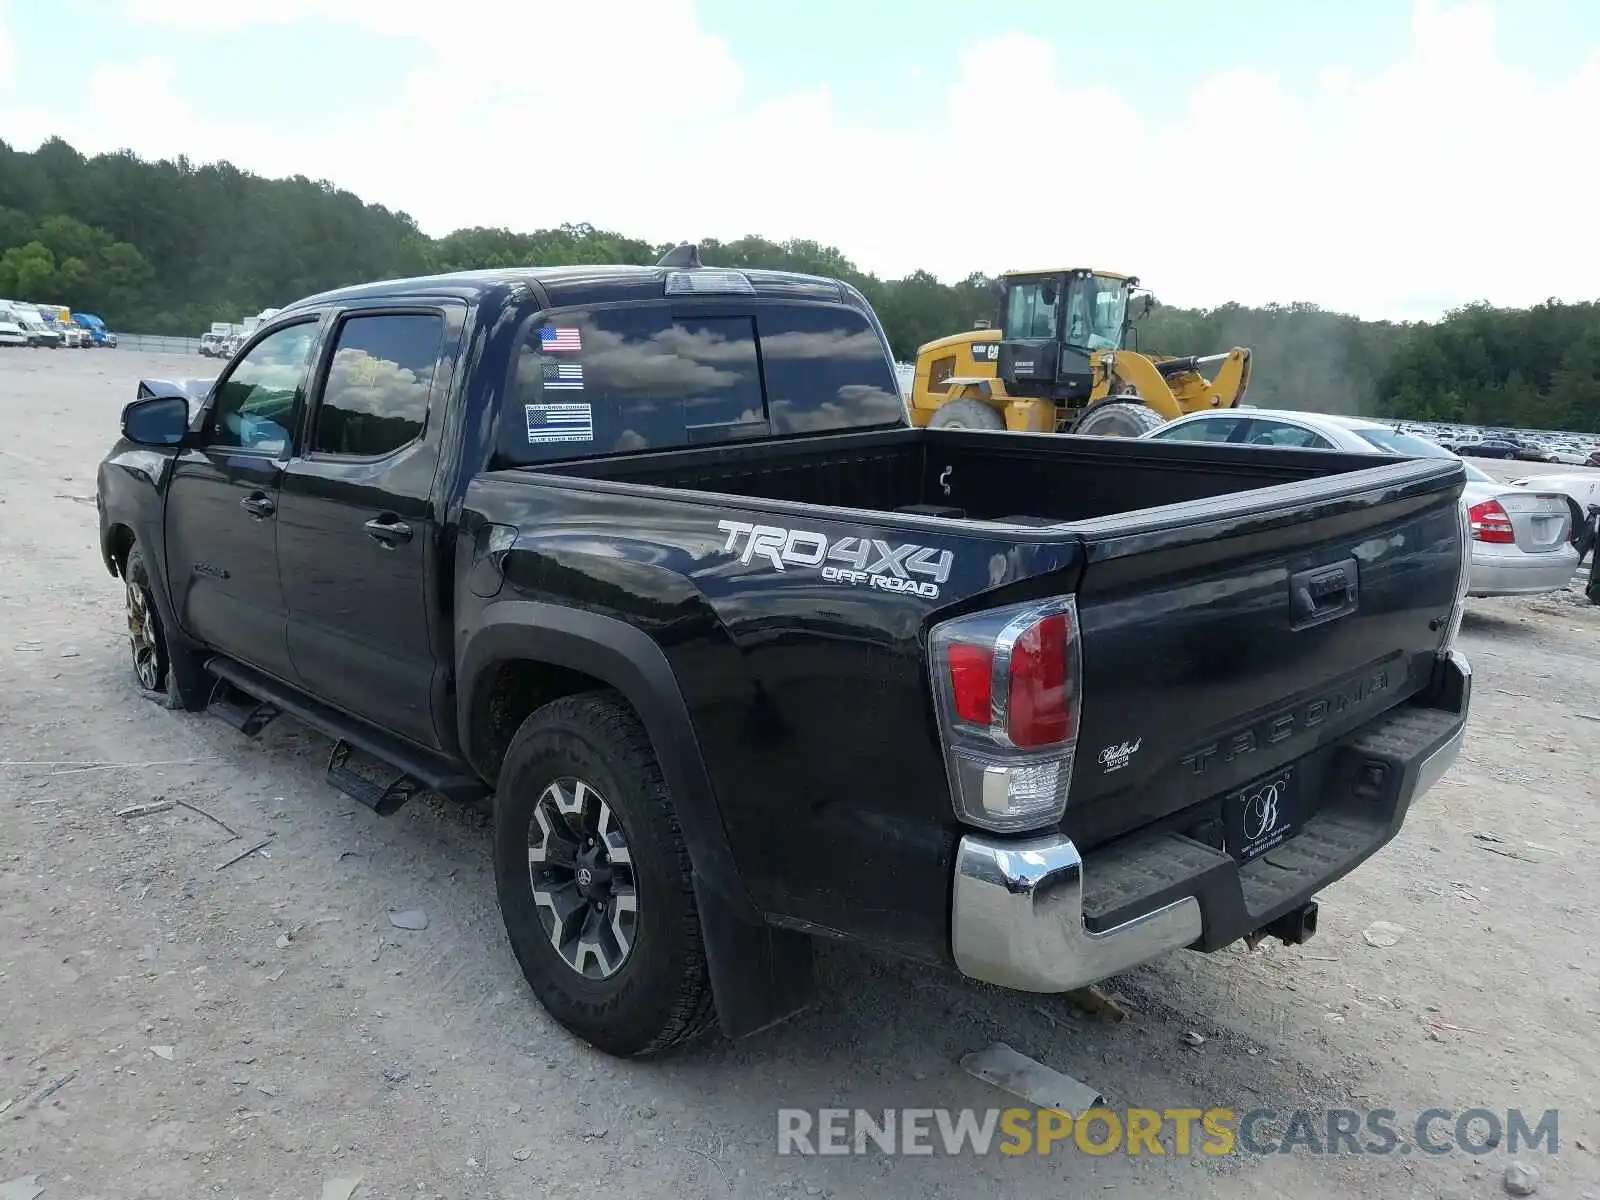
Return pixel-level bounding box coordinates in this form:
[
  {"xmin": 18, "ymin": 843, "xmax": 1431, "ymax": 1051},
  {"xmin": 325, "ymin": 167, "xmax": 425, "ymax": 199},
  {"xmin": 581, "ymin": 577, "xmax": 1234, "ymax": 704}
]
[
  {"xmin": 0, "ymin": 2, "xmax": 17, "ymax": 94},
  {"xmin": 2, "ymin": 0, "xmax": 1597, "ymax": 320}
]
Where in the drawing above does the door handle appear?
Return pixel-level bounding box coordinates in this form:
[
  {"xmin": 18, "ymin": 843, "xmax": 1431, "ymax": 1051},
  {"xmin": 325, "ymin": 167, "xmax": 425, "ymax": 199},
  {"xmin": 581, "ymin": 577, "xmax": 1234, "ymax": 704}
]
[
  {"xmin": 240, "ymin": 492, "xmax": 275, "ymax": 519},
  {"xmin": 364, "ymin": 517, "xmax": 413, "ymax": 547},
  {"xmin": 1288, "ymin": 557, "xmax": 1360, "ymax": 629}
]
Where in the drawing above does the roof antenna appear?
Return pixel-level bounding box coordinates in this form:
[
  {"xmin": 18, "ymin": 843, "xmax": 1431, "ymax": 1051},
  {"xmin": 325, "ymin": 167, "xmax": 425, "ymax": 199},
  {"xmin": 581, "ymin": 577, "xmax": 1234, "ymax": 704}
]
[{"xmin": 656, "ymin": 242, "xmax": 702, "ymax": 269}]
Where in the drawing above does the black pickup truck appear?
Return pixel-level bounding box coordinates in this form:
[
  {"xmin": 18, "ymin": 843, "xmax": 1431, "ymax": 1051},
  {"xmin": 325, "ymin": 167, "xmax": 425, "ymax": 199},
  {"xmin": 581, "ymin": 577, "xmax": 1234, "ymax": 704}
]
[{"xmin": 98, "ymin": 251, "xmax": 1473, "ymax": 1058}]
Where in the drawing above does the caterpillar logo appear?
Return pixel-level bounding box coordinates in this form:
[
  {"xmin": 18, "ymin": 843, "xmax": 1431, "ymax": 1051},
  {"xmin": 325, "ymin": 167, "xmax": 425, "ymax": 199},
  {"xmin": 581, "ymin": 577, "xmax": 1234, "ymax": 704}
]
[{"xmin": 716, "ymin": 520, "xmax": 954, "ymax": 599}]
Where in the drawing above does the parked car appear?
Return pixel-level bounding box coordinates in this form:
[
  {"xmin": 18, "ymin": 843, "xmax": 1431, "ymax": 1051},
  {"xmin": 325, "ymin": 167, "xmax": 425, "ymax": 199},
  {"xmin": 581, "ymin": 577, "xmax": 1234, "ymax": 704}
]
[
  {"xmin": 99, "ymin": 257, "xmax": 1473, "ymax": 1058},
  {"xmin": 0, "ymin": 319, "xmax": 27, "ymax": 347},
  {"xmin": 1509, "ymin": 472, "xmax": 1600, "ymax": 523},
  {"xmin": 18, "ymin": 316, "xmax": 62, "ymax": 347},
  {"xmin": 1143, "ymin": 409, "xmax": 1581, "ymax": 596},
  {"xmin": 74, "ymin": 312, "xmax": 118, "ymax": 347}
]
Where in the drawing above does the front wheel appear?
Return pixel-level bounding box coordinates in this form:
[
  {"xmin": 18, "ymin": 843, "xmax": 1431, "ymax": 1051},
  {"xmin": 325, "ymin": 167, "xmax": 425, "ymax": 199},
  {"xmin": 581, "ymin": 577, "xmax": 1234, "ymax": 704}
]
[
  {"xmin": 123, "ymin": 544, "xmax": 171, "ymax": 694},
  {"xmin": 492, "ymin": 692, "xmax": 717, "ymax": 1057}
]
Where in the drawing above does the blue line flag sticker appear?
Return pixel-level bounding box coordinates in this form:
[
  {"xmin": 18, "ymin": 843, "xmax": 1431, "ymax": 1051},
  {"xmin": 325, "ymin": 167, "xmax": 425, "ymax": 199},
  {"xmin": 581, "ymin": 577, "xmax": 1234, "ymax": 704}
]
[
  {"xmin": 542, "ymin": 361, "xmax": 584, "ymax": 390},
  {"xmin": 525, "ymin": 402, "xmax": 594, "ymax": 444}
]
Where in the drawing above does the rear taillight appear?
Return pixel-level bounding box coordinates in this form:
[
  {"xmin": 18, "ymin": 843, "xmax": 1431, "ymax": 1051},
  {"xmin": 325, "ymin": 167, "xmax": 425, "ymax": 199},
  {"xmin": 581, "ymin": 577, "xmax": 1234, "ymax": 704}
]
[
  {"xmin": 1440, "ymin": 495, "xmax": 1473, "ymax": 654},
  {"xmin": 929, "ymin": 597, "xmax": 1082, "ymax": 832},
  {"xmin": 1007, "ymin": 612, "xmax": 1073, "ymax": 747},
  {"xmin": 1467, "ymin": 498, "xmax": 1516, "ymax": 543},
  {"xmin": 947, "ymin": 643, "xmax": 995, "ymax": 725}
]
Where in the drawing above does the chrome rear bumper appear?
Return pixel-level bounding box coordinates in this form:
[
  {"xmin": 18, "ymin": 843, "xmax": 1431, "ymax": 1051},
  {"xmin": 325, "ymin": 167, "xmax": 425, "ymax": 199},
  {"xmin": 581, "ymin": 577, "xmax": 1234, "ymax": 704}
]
[
  {"xmin": 951, "ymin": 652, "xmax": 1471, "ymax": 993},
  {"xmin": 952, "ymin": 835, "xmax": 1202, "ymax": 992}
]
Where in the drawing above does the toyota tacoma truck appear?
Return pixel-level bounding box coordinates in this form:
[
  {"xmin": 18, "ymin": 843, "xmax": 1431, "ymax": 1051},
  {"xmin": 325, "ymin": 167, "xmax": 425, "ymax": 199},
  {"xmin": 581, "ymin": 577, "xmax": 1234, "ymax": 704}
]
[{"xmin": 97, "ymin": 248, "xmax": 1473, "ymax": 1058}]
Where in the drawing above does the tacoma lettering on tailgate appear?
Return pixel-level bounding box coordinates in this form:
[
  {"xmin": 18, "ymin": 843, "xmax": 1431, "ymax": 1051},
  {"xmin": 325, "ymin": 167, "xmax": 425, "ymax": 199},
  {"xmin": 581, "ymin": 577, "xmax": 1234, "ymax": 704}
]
[
  {"xmin": 1179, "ymin": 669, "xmax": 1392, "ymax": 776},
  {"xmin": 716, "ymin": 520, "xmax": 954, "ymax": 599}
]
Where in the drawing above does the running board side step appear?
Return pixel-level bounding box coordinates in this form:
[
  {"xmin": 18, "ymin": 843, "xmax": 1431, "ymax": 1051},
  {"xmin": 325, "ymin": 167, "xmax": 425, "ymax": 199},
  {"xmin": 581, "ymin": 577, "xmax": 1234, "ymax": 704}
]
[
  {"xmin": 202, "ymin": 656, "xmax": 488, "ymax": 811},
  {"xmin": 207, "ymin": 677, "xmax": 283, "ymax": 737},
  {"xmin": 326, "ymin": 739, "xmax": 424, "ymax": 816}
]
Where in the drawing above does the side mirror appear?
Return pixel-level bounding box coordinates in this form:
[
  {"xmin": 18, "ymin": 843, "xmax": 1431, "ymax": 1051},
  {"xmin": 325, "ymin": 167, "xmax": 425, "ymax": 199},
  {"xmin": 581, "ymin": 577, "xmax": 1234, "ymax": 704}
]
[
  {"xmin": 1140, "ymin": 295, "xmax": 1156, "ymax": 317},
  {"xmin": 121, "ymin": 395, "xmax": 190, "ymax": 446}
]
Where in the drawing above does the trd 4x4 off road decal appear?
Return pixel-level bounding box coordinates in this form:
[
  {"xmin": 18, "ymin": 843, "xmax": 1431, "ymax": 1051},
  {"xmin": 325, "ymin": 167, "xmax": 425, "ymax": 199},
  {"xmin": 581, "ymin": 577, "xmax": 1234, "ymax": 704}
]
[{"xmin": 715, "ymin": 520, "xmax": 954, "ymax": 599}]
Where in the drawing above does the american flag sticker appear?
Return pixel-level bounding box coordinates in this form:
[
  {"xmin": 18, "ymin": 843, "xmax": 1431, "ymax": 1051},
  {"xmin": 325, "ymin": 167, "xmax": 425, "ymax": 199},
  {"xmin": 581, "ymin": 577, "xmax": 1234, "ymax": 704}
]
[
  {"xmin": 541, "ymin": 361, "xmax": 584, "ymax": 390},
  {"xmin": 525, "ymin": 402, "xmax": 594, "ymax": 444},
  {"xmin": 539, "ymin": 325, "xmax": 581, "ymax": 352}
]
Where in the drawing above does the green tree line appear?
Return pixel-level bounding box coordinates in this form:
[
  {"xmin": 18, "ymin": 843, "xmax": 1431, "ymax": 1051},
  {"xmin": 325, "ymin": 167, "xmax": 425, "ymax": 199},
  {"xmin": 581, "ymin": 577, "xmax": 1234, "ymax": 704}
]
[{"xmin": 3, "ymin": 138, "xmax": 1597, "ymax": 430}]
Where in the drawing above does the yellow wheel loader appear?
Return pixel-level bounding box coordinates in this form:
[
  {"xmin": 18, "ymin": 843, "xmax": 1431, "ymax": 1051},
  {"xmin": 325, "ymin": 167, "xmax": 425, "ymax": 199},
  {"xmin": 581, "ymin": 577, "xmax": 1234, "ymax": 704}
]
[{"xmin": 906, "ymin": 268, "xmax": 1252, "ymax": 436}]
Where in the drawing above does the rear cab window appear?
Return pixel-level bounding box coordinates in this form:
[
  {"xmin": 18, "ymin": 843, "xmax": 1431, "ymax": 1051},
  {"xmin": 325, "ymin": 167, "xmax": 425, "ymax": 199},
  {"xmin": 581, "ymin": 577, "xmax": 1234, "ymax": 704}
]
[{"xmin": 499, "ymin": 301, "xmax": 903, "ymax": 466}]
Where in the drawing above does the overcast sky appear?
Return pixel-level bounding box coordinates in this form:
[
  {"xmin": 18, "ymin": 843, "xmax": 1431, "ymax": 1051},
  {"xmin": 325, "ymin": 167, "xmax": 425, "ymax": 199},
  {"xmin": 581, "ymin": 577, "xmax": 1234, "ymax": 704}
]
[{"xmin": 1, "ymin": 0, "xmax": 1596, "ymax": 321}]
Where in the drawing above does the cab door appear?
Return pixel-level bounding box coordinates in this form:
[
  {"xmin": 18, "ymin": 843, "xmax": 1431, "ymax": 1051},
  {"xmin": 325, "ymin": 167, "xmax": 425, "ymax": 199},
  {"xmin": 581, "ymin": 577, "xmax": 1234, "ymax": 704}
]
[
  {"xmin": 277, "ymin": 306, "xmax": 460, "ymax": 748},
  {"xmin": 163, "ymin": 318, "xmax": 323, "ymax": 684}
]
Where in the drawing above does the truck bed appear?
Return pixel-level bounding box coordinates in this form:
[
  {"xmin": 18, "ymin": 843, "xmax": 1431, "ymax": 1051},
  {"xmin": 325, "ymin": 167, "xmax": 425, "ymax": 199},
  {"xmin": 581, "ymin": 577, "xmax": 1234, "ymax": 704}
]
[{"xmin": 529, "ymin": 426, "xmax": 1394, "ymax": 526}]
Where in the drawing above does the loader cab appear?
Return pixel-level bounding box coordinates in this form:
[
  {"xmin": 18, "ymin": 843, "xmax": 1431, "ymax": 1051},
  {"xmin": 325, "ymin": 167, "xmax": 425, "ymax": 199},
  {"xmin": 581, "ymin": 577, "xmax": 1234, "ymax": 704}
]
[{"xmin": 995, "ymin": 269, "xmax": 1135, "ymax": 401}]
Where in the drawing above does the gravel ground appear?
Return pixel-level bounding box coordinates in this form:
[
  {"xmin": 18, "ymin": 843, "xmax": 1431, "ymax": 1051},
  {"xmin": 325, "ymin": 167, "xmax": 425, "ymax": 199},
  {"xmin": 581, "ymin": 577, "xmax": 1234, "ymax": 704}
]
[{"xmin": 3, "ymin": 349, "xmax": 1598, "ymax": 1199}]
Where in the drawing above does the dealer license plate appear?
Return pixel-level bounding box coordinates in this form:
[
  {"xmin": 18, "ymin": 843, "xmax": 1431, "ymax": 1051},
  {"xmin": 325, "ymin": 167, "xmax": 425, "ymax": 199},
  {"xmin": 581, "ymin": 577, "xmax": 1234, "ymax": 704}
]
[{"xmin": 1222, "ymin": 765, "xmax": 1302, "ymax": 862}]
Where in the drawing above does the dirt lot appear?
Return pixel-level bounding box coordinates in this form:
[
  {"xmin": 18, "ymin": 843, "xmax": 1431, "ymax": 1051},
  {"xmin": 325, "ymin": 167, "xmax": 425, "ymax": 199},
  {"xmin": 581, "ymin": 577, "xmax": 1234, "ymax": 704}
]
[{"xmin": 3, "ymin": 349, "xmax": 1598, "ymax": 1199}]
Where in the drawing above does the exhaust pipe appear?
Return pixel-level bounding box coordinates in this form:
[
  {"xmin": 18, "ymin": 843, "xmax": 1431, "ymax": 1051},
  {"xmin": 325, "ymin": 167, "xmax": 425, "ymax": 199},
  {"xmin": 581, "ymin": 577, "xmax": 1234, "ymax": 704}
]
[{"xmin": 1261, "ymin": 901, "xmax": 1318, "ymax": 946}]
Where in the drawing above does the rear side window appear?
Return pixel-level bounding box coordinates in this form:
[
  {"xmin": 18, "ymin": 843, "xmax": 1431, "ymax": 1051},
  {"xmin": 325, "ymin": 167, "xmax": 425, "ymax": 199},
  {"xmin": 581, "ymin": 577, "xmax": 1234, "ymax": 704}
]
[
  {"xmin": 502, "ymin": 301, "xmax": 901, "ymax": 464},
  {"xmin": 1245, "ymin": 421, "xmax": 1333, "ymax": 449},
  {"xmin": 1152, "ymin": 417, "xmax": 1248, "ymax": 444},
  {"xmin": 311, "ymin": 313, "xmax": 444, "ymax": 458}
]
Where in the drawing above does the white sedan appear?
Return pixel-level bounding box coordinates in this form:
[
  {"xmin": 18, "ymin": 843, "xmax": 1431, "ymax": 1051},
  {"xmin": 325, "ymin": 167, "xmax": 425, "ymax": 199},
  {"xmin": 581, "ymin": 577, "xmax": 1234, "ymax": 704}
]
[
  {"xmin": 1142, "ymin": 408, "xmax": 1582, "ymax": 598},
  {"xmin": 1508, "ymin": 471, "xmax": 1600, "ymax": 517}
]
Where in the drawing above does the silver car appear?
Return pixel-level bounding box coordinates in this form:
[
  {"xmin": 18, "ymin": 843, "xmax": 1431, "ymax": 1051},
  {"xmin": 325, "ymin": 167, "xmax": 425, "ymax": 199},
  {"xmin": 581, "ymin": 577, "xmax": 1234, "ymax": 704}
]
[{"xmin": 1142, "ymin": 409, "xmax": 1581, "ymax": 598}]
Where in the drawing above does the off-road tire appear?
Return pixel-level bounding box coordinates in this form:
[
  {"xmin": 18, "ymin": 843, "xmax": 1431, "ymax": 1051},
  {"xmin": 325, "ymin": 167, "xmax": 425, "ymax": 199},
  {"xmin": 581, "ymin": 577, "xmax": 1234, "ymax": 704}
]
[
  {"xmin": 927, "ymin": 397, "xmax": 1006, "ymax": 431},
  {"xmin": 1070, "ymin": 398, "xmax": 1167, "ymax": 437},
  {"xmin": 492, "ymin": 691, "xmax": 717, "ymax": 1058},
  {"xmin": 123, "ymin": 543, "xmax": 173, "ymax": 699},
  {"xmin": 121, "ymin": 540, "xmax": 211, "ymax": 710}
]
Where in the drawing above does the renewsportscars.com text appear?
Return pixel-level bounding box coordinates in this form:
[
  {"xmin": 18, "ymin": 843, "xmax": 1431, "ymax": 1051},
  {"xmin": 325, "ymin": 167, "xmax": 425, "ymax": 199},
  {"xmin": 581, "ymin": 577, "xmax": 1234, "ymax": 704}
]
[{"xmin": 775, "ymin": 1107, "xmax": 1560, "ymax": 1158}]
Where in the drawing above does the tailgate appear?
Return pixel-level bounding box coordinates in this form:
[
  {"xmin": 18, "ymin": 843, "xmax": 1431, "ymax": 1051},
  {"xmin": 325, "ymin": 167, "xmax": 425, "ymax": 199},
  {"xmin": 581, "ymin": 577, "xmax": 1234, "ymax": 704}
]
[{"xmin": 1062, "ymin": 456, "xmax": 1466, "ymax": 850}]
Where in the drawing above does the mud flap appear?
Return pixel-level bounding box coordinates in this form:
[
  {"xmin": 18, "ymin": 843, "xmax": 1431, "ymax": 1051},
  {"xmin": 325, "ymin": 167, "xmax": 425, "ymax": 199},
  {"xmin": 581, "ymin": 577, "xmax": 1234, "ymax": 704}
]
[{"xmin": 693, "ymin": 872, "xmax": 815, "ymax": 1039}]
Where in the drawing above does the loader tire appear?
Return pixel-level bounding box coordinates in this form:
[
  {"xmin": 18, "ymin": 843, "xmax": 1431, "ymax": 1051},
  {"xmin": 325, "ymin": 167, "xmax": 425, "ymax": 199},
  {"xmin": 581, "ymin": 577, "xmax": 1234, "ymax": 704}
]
[
  {"xmin": 927, "ymin": 398, "xmax": 1006, "ymax": 431},
  {"xmin": 1069, "ymin": 399, "xmax": 1167, "ymax": 438}
]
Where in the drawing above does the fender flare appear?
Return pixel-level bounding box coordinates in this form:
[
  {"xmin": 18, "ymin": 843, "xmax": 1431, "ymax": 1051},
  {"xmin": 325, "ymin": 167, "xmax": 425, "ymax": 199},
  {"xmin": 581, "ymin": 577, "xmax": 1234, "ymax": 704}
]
[{"xmin": 457, "ymin": 600, "xmax": 758, "ymax": 922}]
